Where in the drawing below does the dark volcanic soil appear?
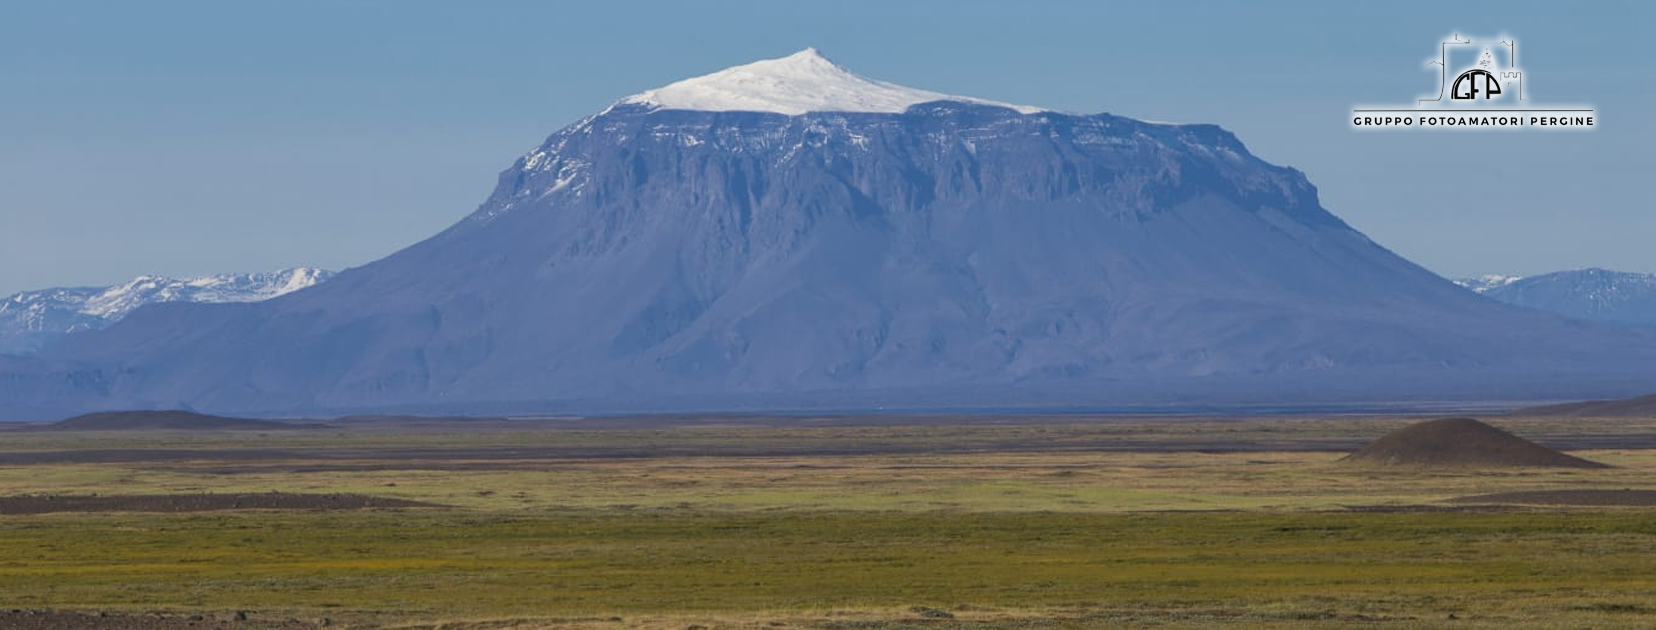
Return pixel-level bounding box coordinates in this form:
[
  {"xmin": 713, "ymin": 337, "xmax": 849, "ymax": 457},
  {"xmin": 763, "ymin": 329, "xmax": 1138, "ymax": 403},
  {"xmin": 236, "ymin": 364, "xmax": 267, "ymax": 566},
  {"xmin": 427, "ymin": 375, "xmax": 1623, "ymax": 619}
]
[
  {"xmin": 1341, "ymin": 417, "xmax": 1608, "ymax": 468},
  {"xmin": 0, "ymin": 492, "xmax": 443, "ymax": 515},
  {"xmin": 0, "ymin": 610, "xmax": 314, "ymax": 630},
  {"xmin": 1516, "ymin": 392, "xmax": 1656, "ymax": 417},
  {"xmin": 43, "ymin": 410, "xmax": 322, "ymax": 431},
  {"xmin": 1450, "ymin": 489, "xmax": 1656, "ymax": 506}
]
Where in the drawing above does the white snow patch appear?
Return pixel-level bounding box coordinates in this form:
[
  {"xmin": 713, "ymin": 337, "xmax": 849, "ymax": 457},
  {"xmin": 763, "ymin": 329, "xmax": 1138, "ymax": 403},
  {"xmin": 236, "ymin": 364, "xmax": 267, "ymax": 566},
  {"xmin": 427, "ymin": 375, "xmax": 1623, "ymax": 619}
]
[
  {"xmin": 1456, "ymin": 274, "xmax": 1526, "ymax": 293},
  {"xmin": 618, "ymin": 48, "xmax": 1046, "ymax": 116}
]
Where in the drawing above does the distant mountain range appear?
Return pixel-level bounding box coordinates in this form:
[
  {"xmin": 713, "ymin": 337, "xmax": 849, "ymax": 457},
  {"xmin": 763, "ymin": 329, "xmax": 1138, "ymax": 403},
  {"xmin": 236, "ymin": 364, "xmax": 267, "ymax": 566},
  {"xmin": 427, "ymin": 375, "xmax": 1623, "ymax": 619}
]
[
  {"xmin": 1457, "ymin": 269, "xmax": 1656, "ymax": 328},
  {"xmin": 12, "ymin": 265, "xmax": 1643, "ymax": 361},
  {"xmin": 0, "ymin": 268, "xmax": 332, "ymax": 354}
]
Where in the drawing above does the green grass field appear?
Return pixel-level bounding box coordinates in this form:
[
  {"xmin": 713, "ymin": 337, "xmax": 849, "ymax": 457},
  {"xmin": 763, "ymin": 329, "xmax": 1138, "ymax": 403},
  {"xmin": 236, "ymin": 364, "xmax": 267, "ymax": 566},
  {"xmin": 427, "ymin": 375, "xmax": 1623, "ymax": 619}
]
[
  {"xmin": 3, "ymin": 417, "xmax": 1656, "ymax": 628},
  {"xmin": 7, "ymin": 511, "xmax": 1656, "ymax": 629}
]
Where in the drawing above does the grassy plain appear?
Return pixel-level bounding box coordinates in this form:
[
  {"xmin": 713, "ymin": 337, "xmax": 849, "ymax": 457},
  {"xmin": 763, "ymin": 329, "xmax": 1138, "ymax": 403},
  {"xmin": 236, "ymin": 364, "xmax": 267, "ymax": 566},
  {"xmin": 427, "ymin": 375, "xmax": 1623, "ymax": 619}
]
[{"xmin": 2, "ymin": 416, "xmax": 1656, "ymax": 628}]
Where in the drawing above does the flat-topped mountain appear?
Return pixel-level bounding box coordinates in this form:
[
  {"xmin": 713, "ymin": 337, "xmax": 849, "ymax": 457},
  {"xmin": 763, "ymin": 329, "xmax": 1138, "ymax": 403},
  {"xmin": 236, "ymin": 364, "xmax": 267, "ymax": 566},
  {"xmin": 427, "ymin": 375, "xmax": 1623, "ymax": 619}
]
[{"xmin": 3, "ymin": 49, "xmax": 1656, "ymax": 418}]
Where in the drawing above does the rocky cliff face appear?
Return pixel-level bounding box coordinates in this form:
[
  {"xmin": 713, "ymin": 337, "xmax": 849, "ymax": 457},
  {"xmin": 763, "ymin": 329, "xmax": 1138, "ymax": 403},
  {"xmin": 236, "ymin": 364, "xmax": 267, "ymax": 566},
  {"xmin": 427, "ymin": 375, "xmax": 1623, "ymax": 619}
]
[{"xmin": 5, "ymin": 51, "xmax": 1654, "ymax": 418}]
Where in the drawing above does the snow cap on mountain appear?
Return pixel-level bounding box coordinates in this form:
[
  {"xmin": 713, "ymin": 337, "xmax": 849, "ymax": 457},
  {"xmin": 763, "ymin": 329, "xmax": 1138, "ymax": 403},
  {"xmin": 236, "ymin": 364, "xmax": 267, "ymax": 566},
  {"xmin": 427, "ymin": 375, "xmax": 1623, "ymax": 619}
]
[{"xmin": 618, "ymin": 48, "xmax": 1046, "ymax": 116}]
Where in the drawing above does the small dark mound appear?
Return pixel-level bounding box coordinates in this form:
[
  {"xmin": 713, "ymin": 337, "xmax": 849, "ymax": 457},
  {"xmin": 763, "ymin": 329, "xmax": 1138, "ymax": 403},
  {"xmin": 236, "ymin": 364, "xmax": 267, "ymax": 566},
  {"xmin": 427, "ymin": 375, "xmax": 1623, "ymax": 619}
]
[
  {"xmin": 0, "ymin": 492, "xmax": 443, "ymax": 515},
  {"xmin": 45, "ymin": 410, "xmax": 317, "ymax": 431},
  {"xmin": 1449, "ymin": 489, "xmax": 1656, "ymax": 506},
  {"xmin": 1515, "ymin": 392, "xmax": 1656, "ymax": 417},
  {"xmin": 1341, "ymin": 417, "xmax": 1608, "ymax": 468}
]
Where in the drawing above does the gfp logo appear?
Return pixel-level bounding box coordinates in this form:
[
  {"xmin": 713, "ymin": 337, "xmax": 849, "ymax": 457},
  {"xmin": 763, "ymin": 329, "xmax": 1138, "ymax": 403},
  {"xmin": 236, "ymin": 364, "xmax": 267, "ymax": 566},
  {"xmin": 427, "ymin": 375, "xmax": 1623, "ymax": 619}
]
[
  {"xmin": 1421, "ymin": 35, "xmax": 1522, "ymax": 103},
  {"xmin": 1451, "ymin": 68, "xmax": 1501, "ymax": 100},
  {"xmin": 1350, "ymin": 32, "xmax": 1596, "ymax": 130},
  {"xmin": 1448, "ymin": 46, "xmax": 1507, "ymax": 100}
]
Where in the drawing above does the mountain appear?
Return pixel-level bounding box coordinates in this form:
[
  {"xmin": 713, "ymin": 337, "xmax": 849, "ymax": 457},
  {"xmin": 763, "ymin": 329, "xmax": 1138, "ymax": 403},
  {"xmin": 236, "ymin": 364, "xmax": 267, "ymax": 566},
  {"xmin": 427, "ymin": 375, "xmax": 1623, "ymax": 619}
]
[
  {"xmin": 5, "ymin": 49, "xmax": 1656, "ymax": 419},
  {"xmin": 1342, "ymin": 417, "xmax": 1606, "ymax": 468},
  {"xmin": 0, "ymin": 268, "xmax": 333, "ymax": 354},
  {"xmin": 1457, "ymin": 269, "xmax": 1656, "ymax": 328}
]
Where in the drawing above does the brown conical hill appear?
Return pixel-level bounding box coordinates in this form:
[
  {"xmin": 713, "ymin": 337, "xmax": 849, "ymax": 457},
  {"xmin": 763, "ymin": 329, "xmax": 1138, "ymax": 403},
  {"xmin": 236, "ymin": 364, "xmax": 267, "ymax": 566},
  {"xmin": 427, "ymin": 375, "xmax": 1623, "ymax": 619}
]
[{"xmin": 1342, "ymin": 417, "xmax": 1607, "ymax": 468}]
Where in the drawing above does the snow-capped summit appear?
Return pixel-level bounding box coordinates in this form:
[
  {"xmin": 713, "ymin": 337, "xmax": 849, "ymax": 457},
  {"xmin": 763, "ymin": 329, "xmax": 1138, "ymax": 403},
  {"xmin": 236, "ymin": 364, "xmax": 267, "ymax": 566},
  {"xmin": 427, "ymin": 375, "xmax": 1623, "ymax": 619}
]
[{"xmin": 618, "ymin": 48, "xmax": 1045, "ymax": 116}]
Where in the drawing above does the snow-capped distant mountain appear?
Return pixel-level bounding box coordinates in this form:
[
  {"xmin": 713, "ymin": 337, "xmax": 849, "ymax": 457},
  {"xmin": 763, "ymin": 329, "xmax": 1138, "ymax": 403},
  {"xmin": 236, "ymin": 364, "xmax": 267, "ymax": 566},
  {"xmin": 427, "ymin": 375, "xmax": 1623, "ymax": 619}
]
[
  {"xmin": 0, "ymin": 268, "xmax": 332, "ymax": 354},
  {"xmin": 1456, "ymin": 274, "xmax": 1525, "ymax": 294},
  {"xmin": 1459, "ymin": 269, "xmax": 1656, "ymax": 328},
  {"xmin": 6, "ymin": 49, "xmax": 1656, "ymax": 419}
]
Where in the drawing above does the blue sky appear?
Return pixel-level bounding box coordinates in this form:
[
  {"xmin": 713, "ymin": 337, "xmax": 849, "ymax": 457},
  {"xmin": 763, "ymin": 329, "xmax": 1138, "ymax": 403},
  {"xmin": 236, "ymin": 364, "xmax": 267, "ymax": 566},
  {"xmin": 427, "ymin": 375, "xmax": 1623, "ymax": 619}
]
[{"xmin": 1, "ymin": 0, "xmax": 1650, "ymax": 295}]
